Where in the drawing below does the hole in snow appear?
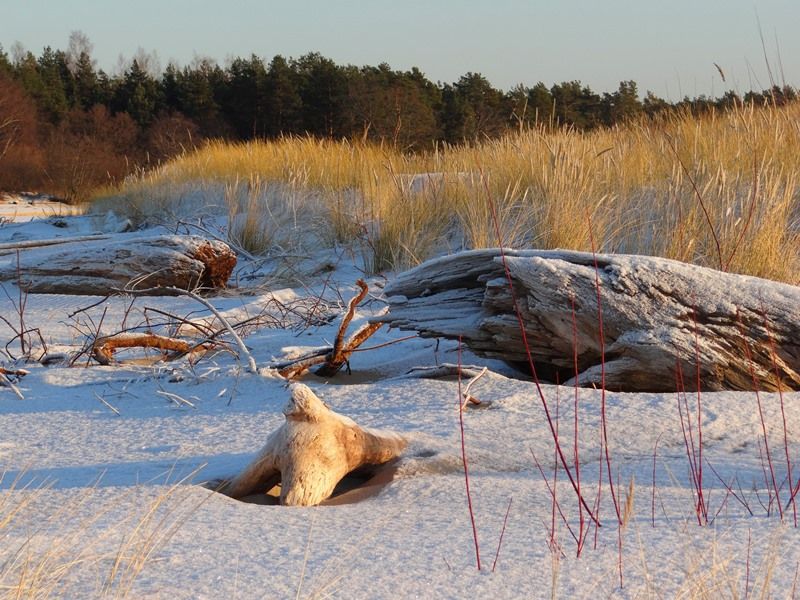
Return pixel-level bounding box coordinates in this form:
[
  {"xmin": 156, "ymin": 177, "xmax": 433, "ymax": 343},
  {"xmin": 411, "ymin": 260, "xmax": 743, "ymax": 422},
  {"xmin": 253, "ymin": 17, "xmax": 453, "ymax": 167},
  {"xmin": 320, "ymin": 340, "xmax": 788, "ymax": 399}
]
[{"xmin": 228, "ymin": 461, "xmax": 401, "ymax": 507}]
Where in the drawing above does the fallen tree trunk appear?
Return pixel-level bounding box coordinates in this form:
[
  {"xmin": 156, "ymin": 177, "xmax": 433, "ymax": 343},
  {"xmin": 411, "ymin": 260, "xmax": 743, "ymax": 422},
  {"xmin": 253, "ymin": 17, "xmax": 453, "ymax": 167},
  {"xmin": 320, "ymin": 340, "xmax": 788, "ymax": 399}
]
[
  {"xmin": 376, "ymin": 249, "xmax": 800, "ymax": 392},
  {"xmin": 212, "ymin": 383, "xmax": 407, "ymax": 506},
  {"xmin": 0, "ymin": 234, "xmax": 236, "ymax": 294}
]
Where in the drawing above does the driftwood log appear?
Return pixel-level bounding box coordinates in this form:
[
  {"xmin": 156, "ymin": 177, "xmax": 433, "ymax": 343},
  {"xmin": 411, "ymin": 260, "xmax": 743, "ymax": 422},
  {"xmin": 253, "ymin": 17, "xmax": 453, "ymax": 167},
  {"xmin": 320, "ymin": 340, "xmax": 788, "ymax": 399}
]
[
  {"xmin": 0, "ymin": 234, "xmax": 236, "ymax": 294},
  {"xmin": 214, "ymin": 384, "xmax": 407, "ymax": 506},
  {"xmin": 376, "ymin": 249, "xmax": 800, "ymax": 392}
]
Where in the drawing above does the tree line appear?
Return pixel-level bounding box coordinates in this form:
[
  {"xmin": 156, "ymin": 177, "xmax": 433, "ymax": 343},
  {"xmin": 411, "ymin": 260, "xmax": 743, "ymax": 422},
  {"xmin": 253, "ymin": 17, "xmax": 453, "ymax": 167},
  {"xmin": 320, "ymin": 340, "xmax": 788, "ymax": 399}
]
[{"xmin": 0, "ymin": 35, "xmax": 797, "ymax": 200}]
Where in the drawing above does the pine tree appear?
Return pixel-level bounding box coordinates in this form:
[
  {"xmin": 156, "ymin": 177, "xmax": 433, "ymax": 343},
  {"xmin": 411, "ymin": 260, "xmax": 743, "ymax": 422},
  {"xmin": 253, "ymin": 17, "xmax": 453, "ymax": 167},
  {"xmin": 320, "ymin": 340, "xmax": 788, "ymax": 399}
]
[
  {"xmin": 113, "ymin": 59, "xmax": 162, "ymax": 127},
  {"xmin": 264, "ymin": 55, "xmax": 302, "ymax": 137},
  {"xmin": 222, "ymin": 55, "xmax": 268, "ymax": 138},
  {"xmin": 294, "ymin": 52, "xmax": 348, "ymax": 137}
]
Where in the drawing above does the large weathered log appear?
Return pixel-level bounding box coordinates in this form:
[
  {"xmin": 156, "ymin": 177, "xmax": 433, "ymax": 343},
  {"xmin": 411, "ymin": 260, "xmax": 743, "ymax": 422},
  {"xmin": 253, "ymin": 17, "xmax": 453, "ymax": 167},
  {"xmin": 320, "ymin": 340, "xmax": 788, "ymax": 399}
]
[
  {"xmin": 376, "ymin": 249, "xmax": 800, "ymax": 392},
  {"xmin": 0, "ymin": 234, "xmax": 236, "ymax": 294},
  {"xmin": 213, "ymin": 384, "xmax": 407, "ymax": 506}
]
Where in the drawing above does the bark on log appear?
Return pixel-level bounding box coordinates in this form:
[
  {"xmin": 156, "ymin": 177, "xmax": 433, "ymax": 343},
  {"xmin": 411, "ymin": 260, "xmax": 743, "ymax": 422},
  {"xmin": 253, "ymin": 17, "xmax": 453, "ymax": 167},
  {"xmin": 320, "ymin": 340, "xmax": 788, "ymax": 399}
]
[
  {"xmin": 376, "ymin": 249, "xmax": 800, "ymax": 392},
  {"xmin": 214, "ymin": 384, "xmax": 407, "ymax": 506},
  {"xmin": 0, "ymin": 234, "xmax": 236, "ymax": 294}
]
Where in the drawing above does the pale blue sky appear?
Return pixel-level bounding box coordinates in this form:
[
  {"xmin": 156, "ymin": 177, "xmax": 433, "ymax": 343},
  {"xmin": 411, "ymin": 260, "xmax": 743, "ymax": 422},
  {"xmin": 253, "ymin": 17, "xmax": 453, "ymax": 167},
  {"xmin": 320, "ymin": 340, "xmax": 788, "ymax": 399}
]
[{"xmin": 1, "ymin": 0, "xmax": 797, "ymax": 99}]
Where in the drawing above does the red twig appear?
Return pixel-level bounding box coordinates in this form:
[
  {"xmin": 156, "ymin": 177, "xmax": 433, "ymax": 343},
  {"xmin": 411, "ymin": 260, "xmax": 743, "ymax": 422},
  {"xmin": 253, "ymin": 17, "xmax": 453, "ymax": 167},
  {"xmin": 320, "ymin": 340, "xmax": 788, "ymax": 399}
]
[
  {"xmin": 665, "ymin": 134, "xmax": 723, "ymax": 270},
  {"xmin": 480, "ymin": 169, "xmax": 600, "ymax": 527},
  {"xmin": 690, "ymin": 306, "xmax": 708, "ymax": 523},
  {"xmin": 570, "ymin": 294, "xmax": 586, "ymax": 555},
  {"xmin": 492, "ymin": 497, "xmax": 513, "ymax": 572},
  {"xmin": 676, "ymin": 360, "xmax": 704, "ymax": 525},
  {"xmin": 587, "ymin": 209, "xmax": 621, "ymax": 525},
  {"xmin": 724, "ymin": 153, "xmax": 761, "ymax": 271},
  {"xmin": 457, "ymin": 336, "xmax": 481, "ymax": 570},
  {"xmin": 551, "ymin": 385, "xmax": 560, "ymax": 548},
  {"xmin": 651, "ymin": 432, "xmax": 663, "ymax": 527},
  {"xmin": 744, "ymin": 528, "xmax": 751, "ymax": 599},
  {"xmin": 531, "ymin": 449, "xmax": 580, "ymax": 546},
  {"xmin": 616, "ymin": 470, "xmax": 624, "ymax": 590},
  {"xmin": 704, "ymin": 459, "xmax": 753, "ymax": 516},
  {"xmin": 760, "ymin": 308, "xmax": 797, "ymax": 524},
  {"xmin": 737, "ymin": 310, "xmax": 782, "ymax": 519}
]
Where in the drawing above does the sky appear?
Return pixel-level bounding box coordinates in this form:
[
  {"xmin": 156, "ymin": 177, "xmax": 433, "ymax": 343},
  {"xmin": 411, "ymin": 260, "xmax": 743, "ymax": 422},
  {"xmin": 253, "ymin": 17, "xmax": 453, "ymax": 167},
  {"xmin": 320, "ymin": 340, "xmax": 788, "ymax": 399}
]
[{"xmin": 1, "ymin": 0, "xmax": 798, "ymax": 99}]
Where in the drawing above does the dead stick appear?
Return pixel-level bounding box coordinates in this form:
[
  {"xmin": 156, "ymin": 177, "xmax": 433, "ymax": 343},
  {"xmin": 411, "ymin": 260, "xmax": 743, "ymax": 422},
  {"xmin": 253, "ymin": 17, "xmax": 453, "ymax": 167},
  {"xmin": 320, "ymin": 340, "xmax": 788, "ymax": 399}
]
[
  {"xmin": 92, "ymin": 332, "xmax": 212, "ymax": 365},
  {"xmin": 117, "ymin": 286, "xmax": 259, "ymax": 374}
]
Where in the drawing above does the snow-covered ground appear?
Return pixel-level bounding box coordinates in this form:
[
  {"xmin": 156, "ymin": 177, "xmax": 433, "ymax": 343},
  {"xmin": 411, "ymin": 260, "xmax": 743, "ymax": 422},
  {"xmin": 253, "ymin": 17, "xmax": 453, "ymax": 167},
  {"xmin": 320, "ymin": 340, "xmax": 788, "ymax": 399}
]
[{"xmin": 1, "ymin": 198, "xmax": 799, "ymax": 598}]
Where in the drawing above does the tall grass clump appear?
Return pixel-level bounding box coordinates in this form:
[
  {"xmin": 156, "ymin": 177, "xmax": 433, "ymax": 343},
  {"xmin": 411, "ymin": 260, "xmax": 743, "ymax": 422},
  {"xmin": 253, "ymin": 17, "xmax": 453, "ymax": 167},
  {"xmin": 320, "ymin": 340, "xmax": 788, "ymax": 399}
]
[
  {"xmin": 0, "ymin": 473, "xmax": 207, "ymax": 599},
  {"xmin": 94, "ymin": 101, "xmax": 800, "ymax": 282}
]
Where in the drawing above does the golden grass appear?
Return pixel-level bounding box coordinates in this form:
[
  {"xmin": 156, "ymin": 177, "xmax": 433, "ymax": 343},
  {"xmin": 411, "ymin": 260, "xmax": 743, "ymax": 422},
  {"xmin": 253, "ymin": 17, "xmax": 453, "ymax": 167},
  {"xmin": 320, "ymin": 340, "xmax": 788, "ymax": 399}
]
[
  {"xmin": 0, "ymin": 471, "xmax": 208, "ymax": 599},
  {"xmin": 93, "ymin": 102, "xmax": 800, "ymax": 281}
]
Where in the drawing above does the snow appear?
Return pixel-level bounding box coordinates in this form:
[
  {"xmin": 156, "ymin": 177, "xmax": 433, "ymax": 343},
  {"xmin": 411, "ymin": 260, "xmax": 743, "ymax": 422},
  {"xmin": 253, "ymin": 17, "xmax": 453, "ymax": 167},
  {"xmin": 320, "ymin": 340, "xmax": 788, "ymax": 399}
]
[{"xmin": 1, "ymin": 201, "xmax": 800, "ymax": 598}]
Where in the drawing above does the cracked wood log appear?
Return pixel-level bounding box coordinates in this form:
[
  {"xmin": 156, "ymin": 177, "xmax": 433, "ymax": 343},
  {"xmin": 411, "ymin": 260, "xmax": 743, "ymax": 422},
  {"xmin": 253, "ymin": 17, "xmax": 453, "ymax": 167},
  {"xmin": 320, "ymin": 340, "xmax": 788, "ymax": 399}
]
[
  {"xmin": 214, "ymin": 384, "xmax": 407, "ymax": 506},
  {"xmin": 376, "ymin": 249, "xmax": 800, "ymax": 392},
  {"xmin": 0, "ymin": 234, "xmax": 236, "ymax": 294}
]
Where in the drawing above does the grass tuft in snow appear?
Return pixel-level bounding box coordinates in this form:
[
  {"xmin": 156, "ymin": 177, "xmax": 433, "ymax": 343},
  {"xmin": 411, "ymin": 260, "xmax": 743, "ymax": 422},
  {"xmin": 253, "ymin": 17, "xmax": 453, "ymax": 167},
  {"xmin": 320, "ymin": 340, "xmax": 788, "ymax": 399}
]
[{"xmin": 93, "ymin": 103, "xmax": 800, "ymax": 280}]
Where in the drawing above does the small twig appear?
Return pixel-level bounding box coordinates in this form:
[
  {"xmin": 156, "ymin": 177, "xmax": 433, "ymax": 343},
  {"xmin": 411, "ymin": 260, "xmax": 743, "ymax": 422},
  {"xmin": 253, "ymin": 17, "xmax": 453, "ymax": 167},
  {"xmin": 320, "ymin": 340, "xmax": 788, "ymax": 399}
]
[
  {"xmin": 143, "ymin": 306, "xmax": 216, "ymax": 338},
  {"xmin": 119, "ymin": 286, "xmax": 259, "ymax": 374},
  {"xmin": 492, "ymin": 497, "xmax": 513, "ymax": 572},
  {"xmin": 315, "ymin": 280, "xmax": 375, "ymax": 376},
  {"xmin": 156, "ymin": 390, "xmax": 196, "ymax": 408},
  {"xmin": 461, "ymin": 366, "xmax": 488, "ymax": 408},
  {"xmin": 457, "ymin": 337, "xmax": 482, "ymax": 570},
  {"xmin": 402, "ymin": 364, "xmax": 495, "ymax": 380},
  {"xmin": 665, "ymin": 134, "xmax": 724, "ymax": 270},
  {"xmin": 67, "ymin": 295, "xmax": 112, "ymax": 319},
  {"xmin": 333, "ymin": 279, "xmax": 368, "ymax": 357},
  {"xmin": 94, "ymin": 392, "xmax": 121, "ymax": 416},
  {"xmin": 0, "ymin": 371, "xmax": 24, "ymax": 399},
  {"xmin": 349, "ymin": 334, "xmax": 418, "ymax": 353}
]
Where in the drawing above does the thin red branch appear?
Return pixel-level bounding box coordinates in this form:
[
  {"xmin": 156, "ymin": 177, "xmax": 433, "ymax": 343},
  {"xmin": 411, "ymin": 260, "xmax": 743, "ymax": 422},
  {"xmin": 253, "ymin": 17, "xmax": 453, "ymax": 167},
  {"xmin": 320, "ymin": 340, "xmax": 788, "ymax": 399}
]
[
  {"xmin": 586, "ymin": 208, "xmax": 621, "ymax": 524},
  {"xmin": 457, "ymin": 337, "xmax": 482, "ymax": 570},
  {"xmin": 737, "ymin": 310, "xmax": 783, "ymax": 519},
  {"xmin": 665, "ymin": 134, "xmax": 724, "ymax": 270},
  {"xmin": 492, "ymin": 497, "xmax": 513, "ymax": 573},
  {"xmin": 479, "ymin": 169, "xmax": 600, "ymax": 527}
]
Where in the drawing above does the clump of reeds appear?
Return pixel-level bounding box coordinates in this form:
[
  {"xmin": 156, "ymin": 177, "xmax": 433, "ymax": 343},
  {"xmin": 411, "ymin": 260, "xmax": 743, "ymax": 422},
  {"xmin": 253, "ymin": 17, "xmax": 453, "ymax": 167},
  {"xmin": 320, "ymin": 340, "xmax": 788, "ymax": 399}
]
[
  {"xmin": 92, "ymin": 102, "xmax": 800, "ymax": 282},
  {"xmin": 0, "ymin": 473, "xmax": 206, "ymax": 598}
]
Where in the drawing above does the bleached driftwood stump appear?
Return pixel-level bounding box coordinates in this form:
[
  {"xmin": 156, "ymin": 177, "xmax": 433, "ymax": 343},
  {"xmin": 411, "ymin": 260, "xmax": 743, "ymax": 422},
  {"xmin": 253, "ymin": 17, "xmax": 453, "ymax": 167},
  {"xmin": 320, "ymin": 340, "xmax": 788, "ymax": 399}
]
[
  {"xmin": 376, "ymin": 249, "xmax": 800, "ymax": 392},
  {"xmin": 217, "ymin": 384, "xmax": 407, "ymax": 506},
  {"xmin": 0, "ymin": 234, "xmax": 236, "ymax": 294}
]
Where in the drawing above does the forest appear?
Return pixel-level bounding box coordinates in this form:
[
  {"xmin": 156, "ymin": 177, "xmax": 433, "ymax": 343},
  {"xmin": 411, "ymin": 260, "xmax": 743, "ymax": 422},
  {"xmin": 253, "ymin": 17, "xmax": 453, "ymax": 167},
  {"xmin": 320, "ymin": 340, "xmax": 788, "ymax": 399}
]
[{"xmin": 0, "ymin": 34, "xmax": 797, "ymax": 201}]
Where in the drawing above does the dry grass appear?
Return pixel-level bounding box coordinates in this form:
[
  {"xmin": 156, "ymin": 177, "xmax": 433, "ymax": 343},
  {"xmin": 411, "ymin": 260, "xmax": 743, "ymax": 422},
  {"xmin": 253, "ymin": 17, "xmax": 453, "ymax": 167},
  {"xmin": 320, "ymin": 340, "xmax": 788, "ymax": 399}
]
[
  {"xmin": 0, "ymin": 471, "xmax": 208, "ymax": 599},
  {"xmin": 93, "ymin": 102, "xmax": 800, "ymax": 281}
]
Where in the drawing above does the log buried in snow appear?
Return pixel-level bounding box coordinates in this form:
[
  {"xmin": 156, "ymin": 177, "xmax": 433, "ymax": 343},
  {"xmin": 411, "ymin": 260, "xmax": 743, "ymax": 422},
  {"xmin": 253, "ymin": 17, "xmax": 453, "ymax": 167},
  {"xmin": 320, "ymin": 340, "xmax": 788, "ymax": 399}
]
[
  {"xmin": 0, "ymin": 234, "xmax": 236, "ymax": 295},
  {"xmin": 376, "ymin": 249, "xmax": 800, "ymax": 392}
]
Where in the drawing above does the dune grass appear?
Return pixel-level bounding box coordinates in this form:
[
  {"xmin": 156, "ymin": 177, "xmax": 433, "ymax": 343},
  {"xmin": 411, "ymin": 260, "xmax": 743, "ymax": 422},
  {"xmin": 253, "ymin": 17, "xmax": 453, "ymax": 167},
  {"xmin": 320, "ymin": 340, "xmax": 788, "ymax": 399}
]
[
  {"xmin": 0, "ymin": 472, "xmax": 208, "ymax": 599},
  {"xmin": 93, "ymin": 101, "xmax": 800, "ymax": 282}
]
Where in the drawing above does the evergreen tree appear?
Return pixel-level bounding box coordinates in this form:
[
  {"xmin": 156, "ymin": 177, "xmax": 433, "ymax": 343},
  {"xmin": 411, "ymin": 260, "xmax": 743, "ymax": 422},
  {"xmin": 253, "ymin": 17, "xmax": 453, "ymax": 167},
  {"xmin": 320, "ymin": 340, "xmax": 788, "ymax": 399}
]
[
  {"xmin": 173, "ymin": 59, "xmax": 223, "ymax": 136},
  {"xmin": 0, "ymin": 45, "xmax": 12, "ymax": 75},
  {"xmin": 222, "ymin": 55, "xmax": 268, "ymax": 138},
  {"xmin": 264, "ymin": 55, "xmax": 302, "ymax": 137},
  {"xmin": 527, "ymin": 82, "xmax": 555, "ymax": 124},
  {"xmin": 28, "ymin": 47, "xmax": 70, "ymax": 124},
  {"xmin": 113, "ymin": 59, "xmax": 162, "ymax": 127},
  {"xmin": 346, "ymin": 64, "xmax": 439, "ymax": 147},
  {"xmin": 294, "ymin": 52, "xmax": 348, "ymax": 137},
  {"xmin": 642, "ymin": 91, "xmax": 670, "ymax": 117},
  {"xmin": 442, "ymin": 72, "xmax": 506, "ymax": 142},
  {"xmin": 72, "ymin": 52, "xmax": 99, "ymax": 109},
  {"xmin": 550, "ymin": 81, "xmax": 601, "ymax": 129},
  {"xmin": 601, "ymin": 80, "xmax": 642, "ymax": 125}
]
